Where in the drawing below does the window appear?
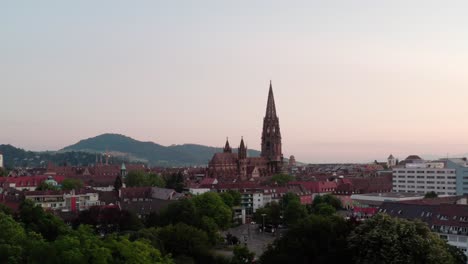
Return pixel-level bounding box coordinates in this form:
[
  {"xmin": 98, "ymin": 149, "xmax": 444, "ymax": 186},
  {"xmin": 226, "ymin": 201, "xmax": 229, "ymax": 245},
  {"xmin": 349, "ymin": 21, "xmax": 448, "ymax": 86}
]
[{"xmin": 417, "ymin": 171, "xmax": 425, "ymax": 173}]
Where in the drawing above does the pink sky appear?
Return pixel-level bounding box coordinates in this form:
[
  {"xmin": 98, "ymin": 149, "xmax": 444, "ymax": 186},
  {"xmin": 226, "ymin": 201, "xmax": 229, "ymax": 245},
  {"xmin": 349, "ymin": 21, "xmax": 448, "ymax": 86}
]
[{"xmin": 1, "ymin": 1, "xmax": 468, "ymax": 163}]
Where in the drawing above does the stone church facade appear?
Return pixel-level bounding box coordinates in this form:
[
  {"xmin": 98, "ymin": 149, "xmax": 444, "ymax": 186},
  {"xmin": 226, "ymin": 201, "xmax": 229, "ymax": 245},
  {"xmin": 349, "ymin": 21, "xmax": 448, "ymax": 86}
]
[{"xmin": 208, "ymin": 82, "xmax": 284, "ymax": 181}]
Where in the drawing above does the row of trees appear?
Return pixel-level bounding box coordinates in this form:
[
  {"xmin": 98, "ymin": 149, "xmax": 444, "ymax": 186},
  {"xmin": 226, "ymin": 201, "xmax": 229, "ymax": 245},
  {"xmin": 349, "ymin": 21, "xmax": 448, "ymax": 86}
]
[
  {"xmin": 0, "ymin": 200, "xmax": 173, "ymax": 264},
  {"xmin": 260, "ymin": 213, "xmax": 466, "ymax": 264},
  {"xmin": 71, "ymin": 190, "xmax": 240, "ymax": 263},
  {"xmin": 254, "ymin": 193, "xmax": 342, "ymax": 226},
  {"xmin": 124, "ymin": 171, "xmax": 185, "ymax": 192}
]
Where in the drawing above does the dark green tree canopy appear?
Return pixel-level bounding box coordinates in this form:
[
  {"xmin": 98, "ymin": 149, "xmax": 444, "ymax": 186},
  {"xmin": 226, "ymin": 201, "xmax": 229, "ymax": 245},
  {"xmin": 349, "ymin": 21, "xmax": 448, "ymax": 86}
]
[{"xmin": 348, "ymin": 213, "xmax": 464, "ymax": 264}]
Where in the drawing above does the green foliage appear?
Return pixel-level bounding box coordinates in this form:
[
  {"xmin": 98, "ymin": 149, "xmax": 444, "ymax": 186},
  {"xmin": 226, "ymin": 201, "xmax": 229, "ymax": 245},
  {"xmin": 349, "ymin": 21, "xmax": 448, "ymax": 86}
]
[
  {"xmin": 312, "ymin": 194, "xmax": 342, "ymax": 210},
  {"xmin": 0, "ymin": 212, "xmax": 27, "ymax": 264},
  {"xmin": 163, "ymin": 172, "xmax": 185, "ymax": 193},
  {"xmin": 220, "ymin": 190, "xmax": 243, "ymax": 208},
  {"xmin": 270, "ymin": 174, "xmax": 295, "ymax": 186},
  {"xmin": 348, "ymin": 213, "xmax": 461, "ymax": 264},
  {"xmin": 260, "ymin": 215, "xmax": 353, "ymax": 264},
  {"xmin": 424, "ymin": 191, "xmax": 438, "ymax": 199},
  {"xmin": 254, "ymin": 202, "xmax": 282, "ymax": 226},
  {"xmin": 61, "ymin": 178, "xmax": 83, "ymax": 190},
  {"xmin": 281, "ymin": 192, "xmax": 300, "ymax": 208},
  {"xmin": 35, "ymin": 181, "xmax": 58, "ymax": 191},
  {"xmin": 283, "ymin": 199, "xmax": 308, "ymax": 226},
  {"xmin": 155, "ymin": 223, "xmax": 212, "ymax": 262},
  {"xmin": 125, "ymin": 171, "xmax": 166, "ymax": 188},
  {"xmin": 231, "ymin": 245, "xmax": 255, "ymax": 264},
  {"xmin": 19, "ymin": 200, "xmax": 68, "ymax": 241},
  {"xmin": 227, "ymin": 190, "xmax": 241, "ymax": 206},
  {"xmin": 0, "ymin": 203, "xmax": 13, "ymax": 215},
  {"xmin": 114, "ymin": 175, "xmax": 123, "ymax": 191},
  {"xmin": 0, "ymin": 209, "xmax": 173, "ymax": 264},
  {"xmin": 75, "ymin": 206, "xmax": 144, "ymax": 233},
  {"xmin": 315, "ymin": 203, "xmax": 336, "ymax": 216},
  {"xmin": 192, "ymin": 192, "xmax": 232, "ymax": 230}
]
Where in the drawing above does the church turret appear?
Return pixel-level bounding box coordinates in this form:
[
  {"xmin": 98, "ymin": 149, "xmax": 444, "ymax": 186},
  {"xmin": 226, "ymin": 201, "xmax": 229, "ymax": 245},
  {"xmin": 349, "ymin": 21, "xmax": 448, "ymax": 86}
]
[
  {"xmin": 261, "ymin": 81, "xmax": 283, "ymax": 173},
  {"xmin": 223, "ymin": 137, "xmax": 232, "ymax": 153},
  {"xmin": 238, "ymin": 137, "xmax": 247, "ymax": 160},
  {"xmin": 121, "ymin": 163, "xmax": 127, "ymax": 178}
]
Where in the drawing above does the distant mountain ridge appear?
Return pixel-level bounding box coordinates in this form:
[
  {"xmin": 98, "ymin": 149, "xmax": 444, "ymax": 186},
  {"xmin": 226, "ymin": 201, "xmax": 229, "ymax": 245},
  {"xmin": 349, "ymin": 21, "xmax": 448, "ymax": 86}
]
[
  {"xmin": 61, "ymin": 133, "xmax": 261, "ymax": 166},
  {"xmin": 0, "ymin": 144, "xmax": 125, "ymax": 169}
]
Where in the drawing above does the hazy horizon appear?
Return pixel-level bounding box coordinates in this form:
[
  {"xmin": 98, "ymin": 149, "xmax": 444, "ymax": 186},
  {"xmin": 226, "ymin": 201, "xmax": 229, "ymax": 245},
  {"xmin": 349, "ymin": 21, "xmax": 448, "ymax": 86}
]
[{"xmin": 2, "ymin": 1, "xmax": 468, "ymax": 163}]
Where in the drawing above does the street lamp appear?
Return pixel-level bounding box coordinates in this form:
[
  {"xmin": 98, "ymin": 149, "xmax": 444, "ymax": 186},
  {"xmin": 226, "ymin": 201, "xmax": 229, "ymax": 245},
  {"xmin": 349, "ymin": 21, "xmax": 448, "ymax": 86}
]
[{"xmin": 261, "ymin": 213, "xmax": 266, "ymax": 232}]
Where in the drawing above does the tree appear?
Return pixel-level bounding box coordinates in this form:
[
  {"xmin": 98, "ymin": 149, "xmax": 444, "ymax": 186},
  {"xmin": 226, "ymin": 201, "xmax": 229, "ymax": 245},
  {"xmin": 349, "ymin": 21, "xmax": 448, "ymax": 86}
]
[
  {"xmin": 19, "ymin": 200, "xmax": 67, "ymax": 241},
  {"xmin": 312, "ymin": 194, "xmax": 342, "ymax": 210},
  {"xmin": 315, "ymin": 203, "xmax": 336, "ymax": 216},
  {"xmin": 227, "ymin": 190, "xmax": 241, "ymax": 206},
  {"xmin": 125, "ymin": 171, "xmax": 146, "ymax": 187},
  {"xmin": 155, "ymin": 223, "xmax": 211, "ymax": 262},
  {"xmin": 164, "ymin": 172, "xmax": 185, "ymax": 192},
  {"xmin": 148, "ymin": 173, "xmax": 166, "ymax": 188},
  {"xmin": 281, "ymin": 192, "xmax": 300, "ymax": 208},
  {"xmin": 125, "ymin": 171, "xmax": 165, "ymax": 188},
  {"xmin": 260, "ymin": 215, "xmax": 353, "ymax": 264},
  {"xmin": 220, "ymin": 192, "xmax": 235, "ymax": 207},
  {"xmin": 61, "ymin": 178, "xmax": 83, "ymax": 190},
  {"xmin": 254, "ymin": 202, "xmax": 282, "ymax": 226},
  {"xmin": 283, "ymin": 200, "xmax": 308, "ymax": 226},
  {"xmin": 424, "ymin": 191, "xmax": 438, "ymax": 199},
  {"xmin": 0, "ymin": 212, "xmax": 27, "ymax": 264},
  {"xmin": 36, "ymin": 181, "xmax": 58, "ymax": 191},
  {"xmin": 270, "ymin": 174, "xmax": 294, "ymax": 186},
  {"xmin": 114, "ymin": 175, "xmax": 123, "ymax": 191},
  {"xmin": 348, "ymin": 213, "xmax": 461, "ymax": 264},
  {"xmin": 231, "ymin": 245, "xmax": 255, "ymax": 264},
  {"xmin": 192, "ymin": 192, "xmax": 232, "ymax": 230}
]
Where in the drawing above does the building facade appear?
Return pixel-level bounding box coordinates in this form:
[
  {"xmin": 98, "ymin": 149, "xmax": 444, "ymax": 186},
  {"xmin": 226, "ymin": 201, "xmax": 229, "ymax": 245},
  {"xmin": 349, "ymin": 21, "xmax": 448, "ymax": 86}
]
[{"xmin": 392, "ymin": 156, "xmax": 457, "ymax": 195}]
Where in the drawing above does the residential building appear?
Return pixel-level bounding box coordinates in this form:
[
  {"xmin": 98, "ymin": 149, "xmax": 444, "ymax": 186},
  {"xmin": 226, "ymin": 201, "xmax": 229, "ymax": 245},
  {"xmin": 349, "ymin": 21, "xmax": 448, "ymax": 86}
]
[{"xmin": 25, "ymin": 189, "xmax": 101, "ymax": 212}]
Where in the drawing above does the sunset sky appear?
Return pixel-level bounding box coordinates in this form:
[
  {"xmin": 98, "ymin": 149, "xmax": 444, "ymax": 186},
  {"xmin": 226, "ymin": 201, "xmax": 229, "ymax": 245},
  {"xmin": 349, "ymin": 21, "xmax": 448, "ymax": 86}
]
[{"xmin": 2, "ymin": 1, "xmax": 468, "ymax": 163}]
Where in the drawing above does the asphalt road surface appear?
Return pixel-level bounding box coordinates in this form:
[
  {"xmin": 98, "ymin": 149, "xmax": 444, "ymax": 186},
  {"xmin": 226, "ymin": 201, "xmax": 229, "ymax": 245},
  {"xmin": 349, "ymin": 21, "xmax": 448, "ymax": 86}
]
[{"xmin": 222, "ymin": 224, "xmax": 286, "ymax": 258}]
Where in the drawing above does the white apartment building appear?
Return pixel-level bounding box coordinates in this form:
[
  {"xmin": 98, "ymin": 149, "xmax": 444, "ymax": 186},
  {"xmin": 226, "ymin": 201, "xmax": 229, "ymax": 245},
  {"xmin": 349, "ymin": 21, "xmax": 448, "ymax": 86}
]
[{"xmin": 393, "ymin": 156, "xmax": 457, "ymax": 195}]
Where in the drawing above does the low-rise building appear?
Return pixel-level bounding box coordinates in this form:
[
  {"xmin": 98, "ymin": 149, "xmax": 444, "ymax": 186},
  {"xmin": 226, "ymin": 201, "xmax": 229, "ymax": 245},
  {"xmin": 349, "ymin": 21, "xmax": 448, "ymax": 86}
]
[{"xmin": 25, "ymin": 189, "xmax": 101, "ymax": 212}]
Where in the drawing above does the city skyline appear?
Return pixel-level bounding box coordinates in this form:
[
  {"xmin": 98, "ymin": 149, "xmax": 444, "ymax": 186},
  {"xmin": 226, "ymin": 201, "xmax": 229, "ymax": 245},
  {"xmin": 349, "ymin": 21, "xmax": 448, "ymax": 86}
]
[{"xmin": 2, "ymin": 1, "xmax": 468, "ymax": 163}]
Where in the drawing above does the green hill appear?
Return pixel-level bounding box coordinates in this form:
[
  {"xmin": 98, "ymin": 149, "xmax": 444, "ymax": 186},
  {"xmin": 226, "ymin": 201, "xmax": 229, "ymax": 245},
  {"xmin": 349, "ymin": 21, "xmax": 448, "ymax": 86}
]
[
  {"xmin": 61, "ymin": 133, "xmax": 261, "ymax": 166},
  {"xmin": 0, "ymin": 144, "xmax": 123, "ymax": 169}
]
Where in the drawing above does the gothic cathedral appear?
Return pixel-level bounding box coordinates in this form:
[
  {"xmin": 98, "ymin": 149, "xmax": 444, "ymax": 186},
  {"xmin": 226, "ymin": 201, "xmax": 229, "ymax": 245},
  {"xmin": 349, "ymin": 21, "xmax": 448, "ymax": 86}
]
[{"xmin": 208, "ymin": 81, "xmax": 284, "ymax": 181}]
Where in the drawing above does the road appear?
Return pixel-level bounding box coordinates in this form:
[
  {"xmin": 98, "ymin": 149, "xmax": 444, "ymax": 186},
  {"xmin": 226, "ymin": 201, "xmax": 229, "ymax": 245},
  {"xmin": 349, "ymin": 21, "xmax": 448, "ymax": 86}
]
[{"xmin": 221, "ymin": 224, "xmax": 286, "ymax": 258}]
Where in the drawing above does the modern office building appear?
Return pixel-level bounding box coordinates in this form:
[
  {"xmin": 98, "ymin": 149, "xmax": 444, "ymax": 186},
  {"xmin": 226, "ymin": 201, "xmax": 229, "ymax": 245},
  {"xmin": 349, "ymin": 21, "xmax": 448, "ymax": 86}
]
[{"xmin": 392, "ymin": 155, "xmax": 468, "ymax": 196}]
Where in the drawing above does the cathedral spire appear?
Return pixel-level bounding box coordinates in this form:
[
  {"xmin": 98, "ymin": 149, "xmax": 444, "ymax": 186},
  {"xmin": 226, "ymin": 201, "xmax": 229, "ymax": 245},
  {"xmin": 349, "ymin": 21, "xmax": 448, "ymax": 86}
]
[
  {"xmin": 261, "ymin": 81, "xmax": 283, "ymax": 173},
  {"xmin": 223, "ymin": 137, "xmax": 232, "ymax": 153},
  {"xmin": 239, "ymin": 137, "xmax": 247, "ymax": 159},
  {"xmin": 265, "ymin": 80, "xmax": 277, "ymax": 119}
]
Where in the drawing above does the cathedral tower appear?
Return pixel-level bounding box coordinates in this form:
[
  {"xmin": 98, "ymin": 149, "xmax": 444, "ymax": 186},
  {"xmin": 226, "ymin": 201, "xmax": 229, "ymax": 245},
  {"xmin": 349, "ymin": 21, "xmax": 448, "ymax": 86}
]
[{"xmin": 261, "ymin": 81, "xmax": 283, "ymax": 173}]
